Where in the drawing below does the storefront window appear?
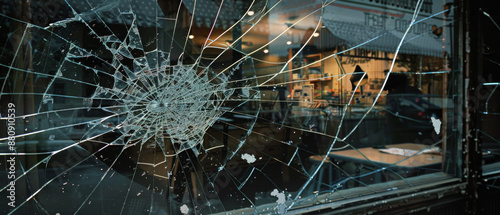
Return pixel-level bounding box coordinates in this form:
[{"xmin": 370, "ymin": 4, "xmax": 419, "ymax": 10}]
[{"xmin": 1, "ymin": 0, "xmax": 461, "ymax": 214}]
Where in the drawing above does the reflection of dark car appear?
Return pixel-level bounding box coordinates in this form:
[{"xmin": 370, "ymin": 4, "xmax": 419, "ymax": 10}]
[
  {"xmin": 385, "ymin": 94, "xmax": 442, "ymax": 143},
  {"xmin": 382, "ymin": 73, "xmax": 443, "ymax": 144},
  {"xmin": 67, "ymin": 108, "xmax": 122, "ymax": 141}
]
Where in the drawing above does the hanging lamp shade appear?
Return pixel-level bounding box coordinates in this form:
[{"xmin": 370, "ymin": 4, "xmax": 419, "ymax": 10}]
[{"xmin": 350, "ymin": 65, "xmax": 368, "ymax": 90}]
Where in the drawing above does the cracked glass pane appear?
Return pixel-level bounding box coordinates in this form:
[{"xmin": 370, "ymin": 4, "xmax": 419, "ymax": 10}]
[
  {"xmin": 478, "ymin": 7, "xmax": 500, "ymax": 173},
  {"xmin": 0, "ymin": 0, "xmax": 459, "ymax": 214}
]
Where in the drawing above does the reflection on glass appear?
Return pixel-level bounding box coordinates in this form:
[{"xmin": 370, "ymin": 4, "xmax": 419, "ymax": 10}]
[
  {"xmin": 479, "ymin": 7, "xmax": 500, "ymax": 178},
  {"xmin": 0, "ymin": 0, "xmax": 459, "ymax": 214}
]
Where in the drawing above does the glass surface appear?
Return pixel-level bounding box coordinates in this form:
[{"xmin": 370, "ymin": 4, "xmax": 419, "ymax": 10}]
[
  {"xmin": 478, "ymin": 6, "xmax": 500, "ymax": 173},
  {"xmin": 0, "ymin": 0, "xmax": 460, "ymax": 214}
]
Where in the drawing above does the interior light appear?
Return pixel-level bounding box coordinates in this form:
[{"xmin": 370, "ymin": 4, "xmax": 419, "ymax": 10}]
[
  {"xmin": 263, "ymin": 49, "xmax": 269, "ymax": 53},
  {"xmin": 188, "ymin": 35, "xmax": 194, "ymax": 39},
  {"xmin": 247, "ymin": 11, "xmax": 255, "ymax": 16},
  {"xmin": 313, "ymin": 32, "xmax": 320, "ymax": 37},
  {"xmin": 286, "ymin": 41, "xmax": 292, "ymax": 45}
]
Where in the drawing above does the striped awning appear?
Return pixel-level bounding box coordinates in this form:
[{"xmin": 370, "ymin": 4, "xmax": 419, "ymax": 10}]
[
  {"xmin": 66, "ymin": 0, "xmax": 164, "ymax": 27},
  {"xmin": 322, "ymin": 19, "xmax": 446, "ymax": 57}
]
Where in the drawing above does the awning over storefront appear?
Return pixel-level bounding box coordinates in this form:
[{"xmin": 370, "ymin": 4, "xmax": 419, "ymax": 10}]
[
  {"xmin": 65, "ymin": 0, "xmax": 164, "ymax": 27},
  {"xmin": 322, "ymin": 19, "xmax": 446, "ymax": 57},
  {"xmin": 322, "ymin": 0, "xmax": 450, "ymax": 57},
  {"xmin": 182, "ymin": 0, "xmax": 244, "ymax": 29},
  {"xmin": 182, "ymin": 0, "xmax": 243, "ymax": 20}
]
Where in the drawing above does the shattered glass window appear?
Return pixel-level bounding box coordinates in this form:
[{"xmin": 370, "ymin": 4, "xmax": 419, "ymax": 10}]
[
  {"xmin": 478, "ymin": 5, "xmax": 500, "ymax": 175},
  {"xmin": 0, "ymin": 0, "xmax": 460, "ymax": 214}
]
